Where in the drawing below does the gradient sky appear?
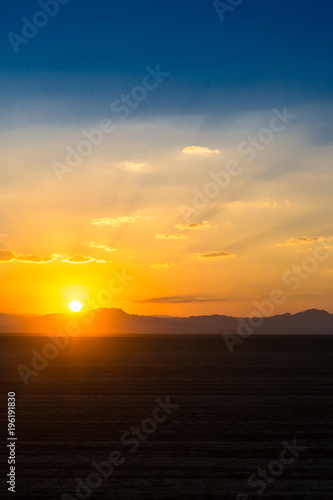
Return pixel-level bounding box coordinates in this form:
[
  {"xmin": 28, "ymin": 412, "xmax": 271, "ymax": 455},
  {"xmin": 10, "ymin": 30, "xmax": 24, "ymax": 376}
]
[{"xmin": 1, "ymin": 0, "xmax": 333, "ymax": 316}]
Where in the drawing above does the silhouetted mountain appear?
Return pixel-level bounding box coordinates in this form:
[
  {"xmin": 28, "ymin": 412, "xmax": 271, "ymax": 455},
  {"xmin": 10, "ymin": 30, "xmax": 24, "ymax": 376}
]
[{"xmin": 0, "ymin": 308, "xmax": 332, "ymax": 335}]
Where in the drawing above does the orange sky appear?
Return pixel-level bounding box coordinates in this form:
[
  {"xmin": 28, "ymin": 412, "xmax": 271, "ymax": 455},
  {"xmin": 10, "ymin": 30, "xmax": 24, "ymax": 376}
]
[{"xmin": 1, "ymin": 116, "xmax": 333, "ymax": 317}]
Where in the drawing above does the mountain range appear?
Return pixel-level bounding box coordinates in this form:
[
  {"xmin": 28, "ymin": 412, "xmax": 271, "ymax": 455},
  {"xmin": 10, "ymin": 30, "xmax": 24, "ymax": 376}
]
[{"xmin": 0, "ymin": 308, "xmax": 332, "ymax": 335}]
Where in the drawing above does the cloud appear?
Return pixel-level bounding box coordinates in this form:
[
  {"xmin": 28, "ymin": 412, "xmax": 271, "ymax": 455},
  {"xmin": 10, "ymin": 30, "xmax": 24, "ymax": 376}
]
[
  {"xmin": 91, "ymin": 213, "xmax": 151, "ymax": 226},
  {"xmin": 197, "ymin": 251, "xmax": 234, "ymax": 259},
  {"xmin": 0, "ymin": 249, "xmax": 105, "ymax": 264},
  {"xmin": 90, "ymin": 242, "xmax": 117, "ymax": 252},
  {"xmin": 92, "ymin": 216, "xmax": 137, "ymax": 226},
  {"xmin": 150, "ymin": 262, "xmax": 175, "ymax": 269},
  {"xmin": 16, "ymin": 254, "xmax": 56, "ymax": 263},
  {"xmin": 0, "ymin": 250, "xmax": 16, "ymax": 262},
  {"xmin": 277, "ymin": 236, "xmax": 330, "ymax": 246},
  {"xmin": 120, "ymin": 162, "xmax": 147, "ymax": 172},
  {"xmin": 175, "ymin": 221, "xmax": 210, "ymax": 230},
  {"xmin": 155, "ymin": 234, "xmax": 188, "ymax": 239},
  {"xmin": 0, "ymin": 249, "xmax": 56, "ymax": 263},
  {"xmin": 62, "ymin": 255, "xmax": 95, "ymax": 264},
  {"xmin": 1, "ymin": 252, "xmax": 56, "ymax": 263},
  {"xmin": 133, "ymin": 295, "xmax": 230, "ymax": 304},
  {"xmin": 227, "ymin": 200, "xmax": 292, "ymax": 210},
  {"xmin": 1, "ymin": 249, "xmax": 104, "ymax": 264},
  {"xmin": 255, "ymin": 200, "xmax": 279, "ymax": 208},
  {"xmin": 181, "ymin": 145, "xmax": 221, "ymax": 156}
]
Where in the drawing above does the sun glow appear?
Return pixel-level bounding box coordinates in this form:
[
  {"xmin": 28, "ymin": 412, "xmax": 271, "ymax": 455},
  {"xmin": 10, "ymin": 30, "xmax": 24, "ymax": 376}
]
[{"xmin": 68, "ymin": 300, "xmax": 83, "ymax": 313}]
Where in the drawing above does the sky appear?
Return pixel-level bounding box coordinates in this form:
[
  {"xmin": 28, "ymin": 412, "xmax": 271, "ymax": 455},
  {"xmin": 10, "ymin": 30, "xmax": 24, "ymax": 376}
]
[{"xmin": 1, "ymin": 0, "xmax": 333, "ymax": 317}]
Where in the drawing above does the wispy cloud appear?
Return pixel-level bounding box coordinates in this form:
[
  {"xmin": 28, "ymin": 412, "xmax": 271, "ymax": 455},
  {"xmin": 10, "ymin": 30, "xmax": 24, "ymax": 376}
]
[
  {"xmin": 155, "ymin": 234, "xmax": 188, "ymax": 239},
  {"xmin": 0, "ymin": 250, "xmax": 16, "ymax": 262},
  {"xmin": 17, "ymin": 254, "xmax": 56, "ymax": 263},
  {"xmin": 197, "ymin": 250, "xmax": 234, "ymax": 259},
  {"xmin": 92, "ymin": 212, "xmax": 150, "ymax": 226},
  {"xmin": 120, "ymin": 161, "xmax": 147, "ymax": 172},
  {"xmin": 0, "ymin": 249, "xmax": 106, "ymax": 264},
  {"xmin": 277, "ymin": 236, "xmax": 330, "ymax": 246},
  {"xmin": 62, "ymin": 254, "xmax": 95, "ymax": 264},
  {"xmin": 90, "ymin": 242, "xmax": 117, "ymax": 252},
  {"xmin": 175, "ymin": 221, "xmax": 210, "ymax": 230},
  {"xmin": 181, "ymin": 145, "xmax": 221, "ymax": 156},
  {"xmin": 150, "ymin": 262, "xmax": 175, "ymax": 269},
  {"xmin": 0, "ymin": 249, "xmax": 56, "ymax": 263},
  {"xmin": 255, "ymin": 200, "xmax": 279, "ymax": 208},
  {"xmin": 133, "ymin": 295, "xmax": 230, "ymax": 304},
  {"xmin": 227, "ymin": 199, "xmax": 292, "ymax": 210}
]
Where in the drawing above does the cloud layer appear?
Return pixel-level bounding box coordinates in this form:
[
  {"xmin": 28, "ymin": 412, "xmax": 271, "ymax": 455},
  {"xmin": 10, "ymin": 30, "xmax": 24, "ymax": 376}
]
[
  {"xmin": 133, "ymin": 295, "xmax": 229, "ymax": 304},
  {"xmin": 197, "ymin": 251, "xmax": 234, "ymax": 259},
  {"xmin": 92, "ymin": 213, "xmax": 150, "ymax": 226},
  {"xmin": 150, "ymin": 262, "xmax": 175, "ymax": 269},
  {"xmin": 181, "ymin": 146, "xmax": 221, "ymax": 156},
  {"xmin": 155, "ymin": 234, "xmax": 187, "ymax": 239},
  {"xmin": 0, "ymin": 250, "xmax": 101, "ymax": 264},
  {"xmin": 90, "ymin": 242, "xmax": 117, "ymax": 252},
  {"xmin": 277, "ymin": 236, "xmax": 330, "ymax": 246},
  {"xmin": 0, "ymin": 250, "xmax": 55, "ymax": 263},
  {"xmin": 175, "ymin": 221, "xmax": 210, "ymax": 230}
]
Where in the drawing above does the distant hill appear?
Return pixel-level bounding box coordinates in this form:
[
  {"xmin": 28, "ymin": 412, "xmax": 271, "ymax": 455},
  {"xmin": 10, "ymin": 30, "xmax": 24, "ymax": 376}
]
[{"xmin": 0, "ymin": 308, "xmax": 332, "ymax": 335}]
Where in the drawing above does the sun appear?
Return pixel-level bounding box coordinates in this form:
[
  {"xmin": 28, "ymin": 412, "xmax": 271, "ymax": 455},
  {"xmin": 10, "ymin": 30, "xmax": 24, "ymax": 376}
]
[{"xmin": 68, "ymin": 300, "xmax": 83, "ymax": 313}]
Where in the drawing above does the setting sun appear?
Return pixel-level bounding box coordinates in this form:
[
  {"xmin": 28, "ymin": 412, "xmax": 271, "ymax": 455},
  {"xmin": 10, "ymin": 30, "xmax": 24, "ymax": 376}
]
[{"xmin": 68, "ymin": 300, "xmax": 83, "ymax": 313}]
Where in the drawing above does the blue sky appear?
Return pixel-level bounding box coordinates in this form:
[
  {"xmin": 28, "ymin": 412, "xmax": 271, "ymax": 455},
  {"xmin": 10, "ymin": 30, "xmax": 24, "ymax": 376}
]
[{"xmin": 1, "ymin": 0, "xmax": 333, "ymax": 121}]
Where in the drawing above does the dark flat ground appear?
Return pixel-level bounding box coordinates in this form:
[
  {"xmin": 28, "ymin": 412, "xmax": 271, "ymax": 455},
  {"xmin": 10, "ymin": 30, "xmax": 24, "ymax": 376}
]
[{"xmin": 1, "ymin": 335, "xmax": 333, "ymax": 499}]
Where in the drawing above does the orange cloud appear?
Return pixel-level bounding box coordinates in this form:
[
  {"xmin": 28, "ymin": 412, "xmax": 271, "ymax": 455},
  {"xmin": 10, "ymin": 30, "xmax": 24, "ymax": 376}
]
[
  {"xmin": 0, "ymin": 249, "xmax": 102, "ymax": 264},
  {"xmin": 134, "ymin": 295, "xmax": 230, "ymax": 304},
  {"xmin": 0, "ymin": 250, "xmax": 16, "ymax": 262},
  {"xmin": 16, "ymin": 254, "xmax": 56, "ymax": 263},
  {"xmin": 90, "ymin": 242, "xmax": 117, "ymax": 252},
  {"xmin": 120, "ymin": 162, "xmax": 147, "ymax": 172},
  {"xmin": 92, "ymin": 213, "xmax": 150, "ymax": 227},
  {"xmin": 181, "ymin": 145, "xmax": 221, "ymax": 156},
  {"xmin": 0, "ymin": 249, "xmax": 55, "ymax": 263},
  {"xmin": 175, "ymin": 221, "xmax": 210, "ymax": 230},
  {"xmin": 62, "ymin": 255, "xmax": 95, "ymax": 264},
  {"xmin": 150, "ymin": 262, "xmax": 175, "ymax": 269},
  {"xmin": 197, "ymin": 251, "xmax": 234, "ymax": 259},
  {"xmin": 277, "ymin": 236, "xmax": 329, "ymax": 246},
  {"xmin": 155, "ymin": 234, "xmax": 188, "ymax": 239}
]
